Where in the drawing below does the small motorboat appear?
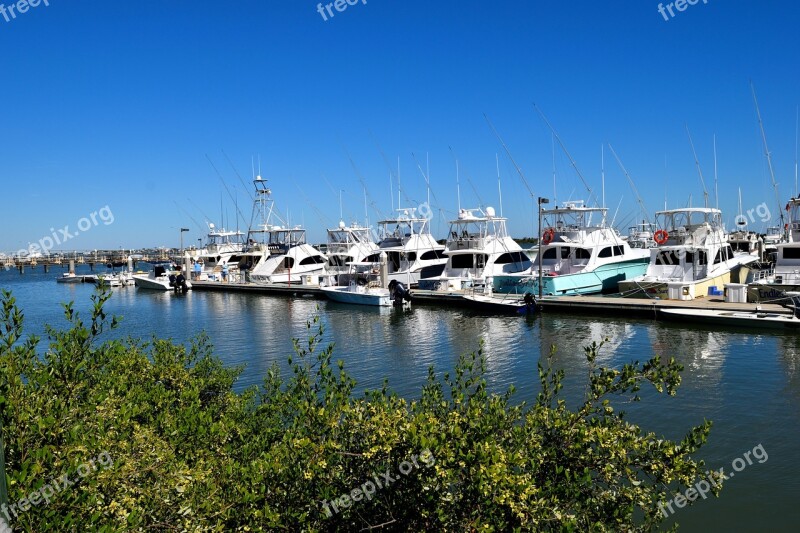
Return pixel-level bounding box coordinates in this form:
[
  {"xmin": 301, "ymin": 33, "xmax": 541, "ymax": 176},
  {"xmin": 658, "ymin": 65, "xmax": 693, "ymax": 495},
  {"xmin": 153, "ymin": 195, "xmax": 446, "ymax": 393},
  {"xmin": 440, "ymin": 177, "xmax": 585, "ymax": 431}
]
[
  {"xmin": 133, "ymin": 263, "xmax": 191, "ymax": 292},
  {"xmin": 461, "ymin": 292, "xmax": 537, "ymax": 314},
  {"xmin": 659, "ymin": 307, "xmax": 800, "ymax": 329},
  {"xmin": 56, "ymin": 272, "xmax": 84, "ymax": 284},
  {"xmin": 321, "ymin": 276, "xmax": 412, "ymax": 308}
]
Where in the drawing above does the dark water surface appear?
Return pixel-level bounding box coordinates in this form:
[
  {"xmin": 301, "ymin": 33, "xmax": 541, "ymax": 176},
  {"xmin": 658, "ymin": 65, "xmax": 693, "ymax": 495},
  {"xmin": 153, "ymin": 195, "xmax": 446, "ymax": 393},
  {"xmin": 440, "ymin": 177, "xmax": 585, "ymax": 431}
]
[{"xmin": 2, "ymin": 266, "xmax": 798, "ymax": 531}]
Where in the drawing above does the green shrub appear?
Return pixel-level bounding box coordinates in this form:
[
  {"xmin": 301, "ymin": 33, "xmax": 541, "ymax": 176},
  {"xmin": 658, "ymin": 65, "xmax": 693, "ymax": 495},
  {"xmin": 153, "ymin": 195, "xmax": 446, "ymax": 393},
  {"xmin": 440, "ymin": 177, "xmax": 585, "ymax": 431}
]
[{"xmin": 0, "ymin": 288, "xmax": 716, "ymax": 531}]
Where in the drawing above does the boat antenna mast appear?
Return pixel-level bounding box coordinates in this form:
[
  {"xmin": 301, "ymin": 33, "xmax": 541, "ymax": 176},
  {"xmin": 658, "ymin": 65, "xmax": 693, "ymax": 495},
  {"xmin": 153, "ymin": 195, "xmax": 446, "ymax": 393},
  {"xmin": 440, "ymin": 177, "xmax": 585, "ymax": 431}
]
[
  {"xmin": 496, "ymin": 153, "xmax": 504, "ymax": 217},
  {"xmin": 751, "ymin": 81, "xmax": 785, "ymax": 227},
  {"xmin": 608, "ymin": 143, "xmax": 654, "ymax": 227},
  {"xmin": 484, "ymin": 114, "xmax": 535, "ymax": 200},
  {"xmin": 534, "ymin": 104, "xmax": 596, "ymax": 206},
  {"xmin": 684, "ymin": 124, "xmax": 710, "ymax": 208},
  {"xmin": 713, "ymin": 134, "xmax": 720, "ymax": 210},
  {"xmin": 795, "ymin": 105, "xmax": 798, "ymax": 197}
]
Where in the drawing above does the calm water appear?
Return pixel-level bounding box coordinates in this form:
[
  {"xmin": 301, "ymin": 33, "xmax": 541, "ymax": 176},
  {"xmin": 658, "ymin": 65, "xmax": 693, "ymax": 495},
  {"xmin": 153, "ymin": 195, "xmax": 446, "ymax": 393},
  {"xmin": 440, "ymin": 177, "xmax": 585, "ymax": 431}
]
[{"xmin": 2, "ymin": 265, "xmax": 799, "ymax": 531}]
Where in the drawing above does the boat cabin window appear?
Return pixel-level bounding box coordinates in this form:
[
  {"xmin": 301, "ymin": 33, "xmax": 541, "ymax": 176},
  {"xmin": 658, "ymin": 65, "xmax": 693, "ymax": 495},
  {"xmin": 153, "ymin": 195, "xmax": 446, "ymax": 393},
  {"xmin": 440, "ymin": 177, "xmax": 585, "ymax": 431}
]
[
  {"xmin": 782, "ymin": 247, "xmax": 800, "ymax": 260},
  {"xmin": 495, "ymin": 252, "xmax": 528, "ymax": 264},
  {"xmin": 283, "ymin": 257, "xmax": 295, "ymax": 269},
  {"xmin": 451, "ymin": 254, "xmax": 474, "ymax": 269},
  {"xmin": 476, "ymin": 254, "xmax": 488, "ymax": 268},
  {"xmin": 405, "ymin": 252, "xmax": 417, "ymax": 261},
  {"xmin": 542, "ymin": 248, "xmax": 558, "ymax": 260},
  {"xmin": 613, "ymin": 246, "xmax": 624, "ymax": 256},
  {"xmin": 656, "ymin": 251, "xmax": 680, "ymax": 265},
  {"xmin": 573, "ymin": 248, "xmax": 591, "ymax": 259},
  {"xmin": 420, "ymin": 250, "xmax": 445, "ymax": 260},
  {"xmin": 364, "ymin": 253, "xmax": 382, "ymax": 263},
  {"xmin": 713, "ymin": 246, "xmax": 733, "ymax": 264},
  {"xmin": 299, "ymin": 255, "xmax": 324, "ymax": 266}
]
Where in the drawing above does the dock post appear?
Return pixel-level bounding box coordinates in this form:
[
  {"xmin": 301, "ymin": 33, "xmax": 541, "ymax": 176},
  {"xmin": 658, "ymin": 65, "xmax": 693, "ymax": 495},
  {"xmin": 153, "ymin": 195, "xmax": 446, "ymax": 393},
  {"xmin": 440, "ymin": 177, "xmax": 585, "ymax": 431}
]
[
  {"xmin": 380, "ymin": 251, "xmax": 388, "ymax": 288},
  {"xmin": 69, "ymin": 259, "xmax": 75, "ymax": 275},
  {"xmin": 44, "ymin": 264, "xmax": 49, "ymax": 273},
  {"xmin": 17, "ymin": 265, "xmax": 23, "ymax": 275}
]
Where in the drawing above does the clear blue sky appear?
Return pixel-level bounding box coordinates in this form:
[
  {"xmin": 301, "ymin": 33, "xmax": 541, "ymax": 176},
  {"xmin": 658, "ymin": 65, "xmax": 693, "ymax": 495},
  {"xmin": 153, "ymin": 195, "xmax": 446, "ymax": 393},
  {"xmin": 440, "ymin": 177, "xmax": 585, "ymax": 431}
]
[{"xmin": 1, "ymin": 0, "xmax": 798, "ymax": 252}]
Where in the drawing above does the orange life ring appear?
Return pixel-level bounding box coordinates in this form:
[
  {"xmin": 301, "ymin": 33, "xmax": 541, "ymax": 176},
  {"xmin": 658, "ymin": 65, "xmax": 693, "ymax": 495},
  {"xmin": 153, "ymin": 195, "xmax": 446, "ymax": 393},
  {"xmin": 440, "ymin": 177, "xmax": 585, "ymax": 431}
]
[
  {"xmin": 654, "ymin": 229, "xmax": 669, "ymax": 245},
  {"xmin": 542, "ymin": 227, "xmax": 555, "ymax": 245}
]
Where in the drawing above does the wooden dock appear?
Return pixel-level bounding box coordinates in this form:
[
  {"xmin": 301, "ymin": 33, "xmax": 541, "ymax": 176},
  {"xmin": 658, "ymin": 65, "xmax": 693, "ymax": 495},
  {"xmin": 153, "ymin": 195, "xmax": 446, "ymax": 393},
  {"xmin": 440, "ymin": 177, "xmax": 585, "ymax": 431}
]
[
  {"xmin": 535, "ymin": 294, "xmax": 792, "ymax": 318},
  {"xmin": 190, "ymin": 280, "xmax": 325, "ymax": 298},
  {"xmin": 190, "ymin": 281, "xmax": 793, "ymax": 318}
]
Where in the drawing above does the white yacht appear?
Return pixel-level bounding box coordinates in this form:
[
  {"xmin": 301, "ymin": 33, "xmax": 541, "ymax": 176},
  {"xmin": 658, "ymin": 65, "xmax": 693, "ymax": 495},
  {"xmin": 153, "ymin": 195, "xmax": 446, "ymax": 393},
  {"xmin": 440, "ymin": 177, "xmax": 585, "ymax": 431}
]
[
  {"xmin": 195, "ymin": 224, "xmax": 246, "ymax": 280},
  {"xmin": 762, "ymin": 225, "xmax": 784, "ymax": 263},
  {"xmin": 418, "ymin": 206, "xmax": 530, "ymax": 291},
  {"xmin": 324, "ymin": 221, "xmax": 379, "ymax": 283},
  {"xmin": 362, "ymin": 208, "xmax": 447, "ymax": 286},
  {"xmin": 749, "ymin": 198, "xmax": 800, "ymax": 301},
  {"xmin": 246, "ymin": 176, "xmax": 325, "ymax": 285},
  {"xmin": 618, "ymin": 207, "xmax": 758, "ymax": 299},
  {"xmin": 494, "ymin": 201, "xmax": 650, "ymax": 296},
  {"xmin": 248, "ymin": 227, "xmax": 326, "ymax": 284}
]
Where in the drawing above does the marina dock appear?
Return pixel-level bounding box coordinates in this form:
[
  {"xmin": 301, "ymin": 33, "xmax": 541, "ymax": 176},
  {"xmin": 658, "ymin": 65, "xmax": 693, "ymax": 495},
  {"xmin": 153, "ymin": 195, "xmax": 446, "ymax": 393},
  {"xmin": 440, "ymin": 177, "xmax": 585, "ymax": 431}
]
[{"xmin": 190, "ymin": 281, "xmax": 793, "ymax": 318}]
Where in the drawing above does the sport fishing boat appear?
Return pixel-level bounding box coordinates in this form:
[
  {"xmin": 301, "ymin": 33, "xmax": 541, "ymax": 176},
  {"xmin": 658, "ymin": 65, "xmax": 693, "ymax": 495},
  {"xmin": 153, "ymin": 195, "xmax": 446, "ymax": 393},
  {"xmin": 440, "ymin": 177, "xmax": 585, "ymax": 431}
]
[
  {"xmin": 493, "ymin": 201, "xmax": 650, "ymax": 296},
  {"xmin": 418, "ymin": 206, "xmax": 530, "ymax": 291},
  {"xmin": 618, "ymin": 207, "xmax": 758, "ymax": 299},
  {"xmin": 195, "ymin": 223, "xmax": 246, "ymax": 280},
  {"xmin": 749, "ymin": 197, "xmax": 800, "ymax": 302},
  {"xmin": 324, "ymin": 220, "xmax": 379, "ymax": 284},
  {"xmin": 248, "ymin": 226, "xmax": 326, "ymax": 284},
  {"xmin": 246, "ymin": 176, "xmax": 325, "ymax": 285},
  {"xmin": 362, "ymin": 207, "xmax": 447, "ymax": 286}
]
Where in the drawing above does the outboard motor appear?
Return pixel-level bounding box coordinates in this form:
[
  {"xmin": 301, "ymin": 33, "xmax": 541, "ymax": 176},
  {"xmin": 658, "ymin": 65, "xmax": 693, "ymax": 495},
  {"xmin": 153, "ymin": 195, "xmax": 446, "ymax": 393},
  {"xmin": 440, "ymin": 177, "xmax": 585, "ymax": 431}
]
[
  {"xmin": 174, "ymin": 273, "xmax": 188, "ymax": 294},
  {"xmin": 523, "ymin": 292, "xmax": 536, "ymax": 312},
  {"xmin": 388, "ymin": 280, "xmax": 412, "ymax": 306}
]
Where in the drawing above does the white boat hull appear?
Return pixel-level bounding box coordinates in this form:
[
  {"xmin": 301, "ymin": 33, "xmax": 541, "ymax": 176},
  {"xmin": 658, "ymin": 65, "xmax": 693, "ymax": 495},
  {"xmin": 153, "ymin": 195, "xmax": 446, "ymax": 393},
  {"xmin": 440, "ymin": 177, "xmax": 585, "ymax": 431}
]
[
  {"xmin": 660, "ymin": 308, "xmax": 800, "ymax": 329},
  {"xmin": 133, "ymin": 275, "xmax": 192, "ymax": 291},
  {"xmin": 321, "ymin": 286, "xmax": 392, "ymax": 307}
]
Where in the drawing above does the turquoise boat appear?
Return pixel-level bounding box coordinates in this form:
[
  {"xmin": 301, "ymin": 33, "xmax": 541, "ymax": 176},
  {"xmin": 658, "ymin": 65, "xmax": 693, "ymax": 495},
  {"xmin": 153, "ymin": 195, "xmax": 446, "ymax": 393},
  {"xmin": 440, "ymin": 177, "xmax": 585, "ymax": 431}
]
[{"xmin": 494, "ymin": 201, "xmax": 650, "ymax": 296}]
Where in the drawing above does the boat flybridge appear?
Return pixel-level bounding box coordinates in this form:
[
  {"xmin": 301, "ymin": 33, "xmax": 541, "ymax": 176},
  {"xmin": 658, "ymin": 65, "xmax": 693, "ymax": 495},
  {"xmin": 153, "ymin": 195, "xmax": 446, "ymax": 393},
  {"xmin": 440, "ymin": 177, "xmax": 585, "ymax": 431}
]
[
  {"xmin": 361, "ymin": 207, "xmax": 447, "ymax": 286},
  {"xmin": 244, "ymin": 175, "xmax": 326, "ymax": 285},
  {"xmin": 324, "ymin": 221, "xmax": 379, "ymax": 283},
  {"xmin": 195, "ymin": 223, "xmax": 246, "ymax": 279},
  {"xmin": 418, "ymin": 206, "xmax": 530, "ymax": 291},
  {"xmin": 618, "ymin": 207, "xmax": 759, "ymax": 300},
  {"xmin": 749, "ymin": 197, "xmax": 800, "ymax": 301},
  {"xmin": 494, "ymin": 201, "xmax": 650, "ymax": 296}
]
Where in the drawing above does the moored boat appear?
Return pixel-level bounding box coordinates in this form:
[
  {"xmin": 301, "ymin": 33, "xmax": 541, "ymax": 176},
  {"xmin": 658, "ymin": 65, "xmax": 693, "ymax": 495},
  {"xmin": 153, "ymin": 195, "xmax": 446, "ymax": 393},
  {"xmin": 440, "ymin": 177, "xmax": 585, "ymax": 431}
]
[
  {"xmin": 494, "ymin": 201, "xmax": 650, "ymax": 296},
  {"xmin": 618, "ymin": 207, "xmax": 758, "ymax": 299},
  {"xmin": 659, "ymin": 307, "xmax": 800, "ymax": 329},
  {"xmin": 419, "ymin": 206, "xmax": 530, "ymax": 291}
]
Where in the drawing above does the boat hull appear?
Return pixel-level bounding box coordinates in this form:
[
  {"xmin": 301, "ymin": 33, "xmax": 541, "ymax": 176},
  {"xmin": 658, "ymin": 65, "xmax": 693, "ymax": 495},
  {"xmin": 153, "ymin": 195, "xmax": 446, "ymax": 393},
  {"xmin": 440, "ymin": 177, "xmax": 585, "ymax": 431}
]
[
  {"xmin": 321, "ymin": 286, "xmax": 392, "ymax": 307},
  {"xmin": 660, "ymin": 308, "xmax": 800, "ymax": 329},
  {"xmin": 133, "ymin": 275, "xmax": 192, "ymax": 291},
  {"xmin": 747, "ymin": 283, "xmax": 800, "ymax": 304},
  {"xmin": 494, "ymin": 259, "xmax": 649, "ymax": 296},
  {"xmin": 619, "ymin": 270, "xmax": 734, "ymax": 300},
  {"xmin": 56, "ymin": 275, "xmax": 84, "ymax": 284},
  {"xmin": 461, "ymin": 294, "xmax": 536, "ymax": 314}
]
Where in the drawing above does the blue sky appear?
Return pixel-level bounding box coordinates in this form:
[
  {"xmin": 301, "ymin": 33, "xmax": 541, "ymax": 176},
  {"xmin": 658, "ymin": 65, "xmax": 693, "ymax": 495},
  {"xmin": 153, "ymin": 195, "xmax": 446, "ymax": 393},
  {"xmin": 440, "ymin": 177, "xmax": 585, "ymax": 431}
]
[{"xmin": 1, "ymin": 0, "xmax": 798, "ymax": 252}]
